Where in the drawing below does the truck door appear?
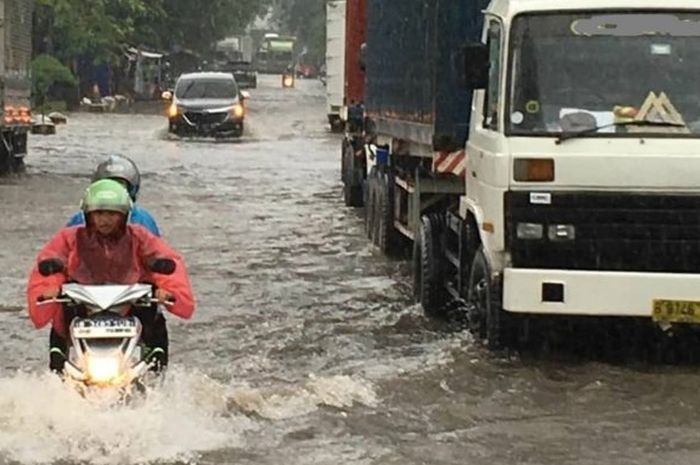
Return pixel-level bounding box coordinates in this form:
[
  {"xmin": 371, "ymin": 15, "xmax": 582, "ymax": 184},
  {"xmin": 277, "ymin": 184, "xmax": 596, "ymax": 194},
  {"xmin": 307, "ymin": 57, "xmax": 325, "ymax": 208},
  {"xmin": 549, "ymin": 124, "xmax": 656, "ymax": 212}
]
[{"xmin": 467, "ymin": 18, "xmax": 509, "ymax": 255}]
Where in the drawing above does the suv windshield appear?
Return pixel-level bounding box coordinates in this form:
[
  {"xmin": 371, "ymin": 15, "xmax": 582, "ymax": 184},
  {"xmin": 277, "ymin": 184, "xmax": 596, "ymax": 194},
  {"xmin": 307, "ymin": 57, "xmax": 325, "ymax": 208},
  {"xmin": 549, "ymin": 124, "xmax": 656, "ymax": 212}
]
[
  {"xmin": 508, "ymin": 12, "xmax": 700, "ymax": 137},
  {"xmin": 175, "ymin": 78, "xmax": 238, "ymax": 99}
]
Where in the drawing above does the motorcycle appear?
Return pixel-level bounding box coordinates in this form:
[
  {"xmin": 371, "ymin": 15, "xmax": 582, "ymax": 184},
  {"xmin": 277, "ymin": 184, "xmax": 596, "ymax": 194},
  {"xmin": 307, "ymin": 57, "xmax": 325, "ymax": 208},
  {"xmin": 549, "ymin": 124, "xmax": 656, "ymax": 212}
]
[{"xmin": 37, "ymin": 258, "xmax": 175, "ymax": 397}]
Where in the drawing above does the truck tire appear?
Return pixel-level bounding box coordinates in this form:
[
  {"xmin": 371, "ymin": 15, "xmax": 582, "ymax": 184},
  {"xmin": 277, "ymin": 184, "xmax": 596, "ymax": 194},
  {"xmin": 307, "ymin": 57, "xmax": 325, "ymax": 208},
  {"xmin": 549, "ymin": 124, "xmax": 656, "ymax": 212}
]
[
  {"xmin": 0, "ymin": 153, "xmax": 10, "ymax": 175},
  {"xmin": 0, "ymin": 134, "xmax": 12, "ymax": 176},
  {"xmin": 329, "ymin": 115, "xmax": 344, "ymax": 133},
  {"xmin": 467, "ymin": 247, "xmax": 513, "ymax": 350},
  {"xmin": 341, "ymin": 138, "xmax": 349, "ymax": 181},
  {"xmin": 365, "ymin": 167, "xmax": 378, "ymax": 239},
  {"xmin": 376, "ymin": 171, "xmax": 398, "ymax": 255},
  {"xmin": 414, "ymin": 213, "xmax": 447, "ymax": 316},
  {"xmin": 11, "ymin": 156, "xmax": 25, "ymax": 174},
  {"xmin": 342, "ymin": 139, "xmax": 363, "ymax": 207}
]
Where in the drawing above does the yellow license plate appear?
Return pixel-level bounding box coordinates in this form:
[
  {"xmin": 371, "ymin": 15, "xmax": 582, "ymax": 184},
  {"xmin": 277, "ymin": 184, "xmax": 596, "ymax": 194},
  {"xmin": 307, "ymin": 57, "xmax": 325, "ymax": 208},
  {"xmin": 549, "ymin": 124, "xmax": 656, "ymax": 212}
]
[{"xmin": 652, "ymin": 299, "xmax": 700, "ymax": 324}]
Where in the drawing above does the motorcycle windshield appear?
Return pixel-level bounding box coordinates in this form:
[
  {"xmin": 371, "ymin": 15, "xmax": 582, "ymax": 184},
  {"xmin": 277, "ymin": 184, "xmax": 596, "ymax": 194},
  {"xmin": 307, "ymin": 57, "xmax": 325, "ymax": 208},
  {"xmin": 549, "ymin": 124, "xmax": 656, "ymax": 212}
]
[{"xmin": 62, "ymin": 283, "xmax": 152, "ymax": 310}]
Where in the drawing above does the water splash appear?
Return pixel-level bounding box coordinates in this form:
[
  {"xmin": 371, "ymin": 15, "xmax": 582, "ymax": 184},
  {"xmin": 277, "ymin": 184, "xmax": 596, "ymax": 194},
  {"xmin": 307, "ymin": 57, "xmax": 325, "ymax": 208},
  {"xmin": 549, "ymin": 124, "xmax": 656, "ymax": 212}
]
[
  {"xmin": 229, "ymin": 374, "xmax": 378, "ymax": 420},
  {"xmin": 0, "ymin": 367, "xmax": 255, "ymax": 465}
]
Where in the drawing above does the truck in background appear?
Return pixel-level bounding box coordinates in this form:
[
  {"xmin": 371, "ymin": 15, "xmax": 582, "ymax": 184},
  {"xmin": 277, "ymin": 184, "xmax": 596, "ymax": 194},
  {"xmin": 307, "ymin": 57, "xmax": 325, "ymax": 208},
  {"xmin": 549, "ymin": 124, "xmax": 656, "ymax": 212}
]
[
  {"xmin": 339, "ymin": 0, "xmax": 366, "ymax": 206},
  {"xmin": 342, "ymin": 0, "xmax": 700, "ymax": 349},
  {"xmin": 214, "ymin": 36, "xmax": 258, "ymax": 89},
  {"xmin": 254, "ymin": 33, "xmax": 296, "ymax": 74},
  {"xmin": 325, "ymin": 0, "xmax": 345, "ymax": 132},
  {"xmin": 0, "ymin": 0, "xmax": 32, "ymax": 175}
]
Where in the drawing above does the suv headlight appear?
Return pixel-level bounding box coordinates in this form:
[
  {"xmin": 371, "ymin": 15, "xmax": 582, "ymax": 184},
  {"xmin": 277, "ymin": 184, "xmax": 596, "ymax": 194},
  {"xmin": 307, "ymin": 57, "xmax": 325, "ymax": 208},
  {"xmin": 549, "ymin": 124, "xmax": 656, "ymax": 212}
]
[
  {"xmin": 168, "ymin": 103, "xmax": 181, "ymax": 118},
  {"xmin": 230, "ymin": 103, "xmax": 245, "ymax": 119}
]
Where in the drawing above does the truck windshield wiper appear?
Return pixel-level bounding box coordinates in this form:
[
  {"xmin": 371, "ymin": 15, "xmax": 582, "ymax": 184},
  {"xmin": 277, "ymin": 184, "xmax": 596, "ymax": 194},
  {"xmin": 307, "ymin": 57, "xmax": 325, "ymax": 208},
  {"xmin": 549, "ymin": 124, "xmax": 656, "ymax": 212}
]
[{"xmin": 556, "ymin": 120, "xmax": 687, "ymax": 144}]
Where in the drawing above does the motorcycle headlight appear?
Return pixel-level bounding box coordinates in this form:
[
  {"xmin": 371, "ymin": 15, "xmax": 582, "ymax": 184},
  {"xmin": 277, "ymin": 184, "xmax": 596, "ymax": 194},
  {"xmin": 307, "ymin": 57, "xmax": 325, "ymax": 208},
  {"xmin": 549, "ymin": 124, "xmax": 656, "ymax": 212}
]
[
  {"xmin": 86, "ymin": 355, "xmax": 122, "ymax": 384},
  {"xmin": 230, "ymin": 103, "xmax": 245, "ymax": 119}
]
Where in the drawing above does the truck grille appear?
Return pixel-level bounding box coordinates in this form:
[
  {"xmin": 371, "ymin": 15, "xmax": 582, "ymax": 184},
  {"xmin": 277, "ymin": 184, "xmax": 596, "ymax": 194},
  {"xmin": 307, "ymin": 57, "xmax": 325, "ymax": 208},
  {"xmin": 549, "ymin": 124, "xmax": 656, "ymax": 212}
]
[
  {"xmin": 505, "ymin": 192, "xmax": 700, "ymax": 273},
  {"xmin": 183, "ymin": 111, "xmax": 227, "ymax": 126}
]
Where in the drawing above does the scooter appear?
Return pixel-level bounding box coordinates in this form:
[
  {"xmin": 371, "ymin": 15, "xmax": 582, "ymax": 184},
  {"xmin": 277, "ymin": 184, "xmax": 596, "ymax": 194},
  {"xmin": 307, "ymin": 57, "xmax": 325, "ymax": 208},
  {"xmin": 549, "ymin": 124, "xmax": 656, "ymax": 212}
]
[{"xmin": 37, "ymin": 258, "xmax": 175, "ymax": 397}]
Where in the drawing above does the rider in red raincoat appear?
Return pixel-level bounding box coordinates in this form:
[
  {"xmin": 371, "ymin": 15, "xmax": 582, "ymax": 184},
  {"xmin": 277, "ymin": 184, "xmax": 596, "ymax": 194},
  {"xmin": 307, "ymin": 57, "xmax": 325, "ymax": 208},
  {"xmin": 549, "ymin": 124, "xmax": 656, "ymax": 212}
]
[{"xmin": 26, "ymin": 179, "xmax": 195, "ymax": 372}]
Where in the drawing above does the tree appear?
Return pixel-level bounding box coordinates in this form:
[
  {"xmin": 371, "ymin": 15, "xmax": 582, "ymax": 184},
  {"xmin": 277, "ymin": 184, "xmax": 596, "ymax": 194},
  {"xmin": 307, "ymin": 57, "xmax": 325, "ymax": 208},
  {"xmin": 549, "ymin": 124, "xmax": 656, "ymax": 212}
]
[
  {"xmin": 137, "ymin": 0, "xmax": 272, "ymax": 53},
  {"xmin": 32, "ymin": 54, "xmax": 78, "ymax": 112},
  {"xmin": 34, "ymin": 0, "xmax": 158, "ymax": 63},
  {"xmin": 272, "ymin": 0, "xmax": 326, "ymax": 65}
]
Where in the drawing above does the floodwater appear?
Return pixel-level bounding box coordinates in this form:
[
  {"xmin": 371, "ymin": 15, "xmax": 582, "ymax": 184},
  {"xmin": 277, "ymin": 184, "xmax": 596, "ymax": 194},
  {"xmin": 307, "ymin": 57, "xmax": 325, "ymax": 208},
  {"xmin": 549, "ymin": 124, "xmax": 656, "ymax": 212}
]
[{"xmin": 1, "ymin": 74, "xmax": 699, "ymax": 465}]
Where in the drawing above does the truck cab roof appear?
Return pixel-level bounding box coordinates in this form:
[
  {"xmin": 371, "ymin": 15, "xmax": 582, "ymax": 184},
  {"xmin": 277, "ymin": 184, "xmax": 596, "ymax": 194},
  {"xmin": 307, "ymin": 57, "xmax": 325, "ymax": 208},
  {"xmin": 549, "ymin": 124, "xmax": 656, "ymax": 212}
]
[{"xmin": 490, "ymin": 0, "xmax": 700, "ymax": 18}]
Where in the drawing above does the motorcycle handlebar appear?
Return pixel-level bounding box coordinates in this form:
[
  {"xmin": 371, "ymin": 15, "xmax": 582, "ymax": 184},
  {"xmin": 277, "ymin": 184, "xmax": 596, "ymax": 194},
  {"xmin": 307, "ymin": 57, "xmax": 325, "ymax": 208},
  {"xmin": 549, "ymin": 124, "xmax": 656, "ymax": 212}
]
[{"xmin": 36, "ymin": 296, "xmax": 72, "ymax": 306}]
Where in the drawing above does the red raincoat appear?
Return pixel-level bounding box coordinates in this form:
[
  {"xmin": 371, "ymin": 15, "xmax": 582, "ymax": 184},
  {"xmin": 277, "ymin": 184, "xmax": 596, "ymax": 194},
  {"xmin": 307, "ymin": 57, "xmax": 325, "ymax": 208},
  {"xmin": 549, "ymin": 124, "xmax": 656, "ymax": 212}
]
[{"xmin": 26, "ymin": 224, "xmax": 195, "ymax": 337}]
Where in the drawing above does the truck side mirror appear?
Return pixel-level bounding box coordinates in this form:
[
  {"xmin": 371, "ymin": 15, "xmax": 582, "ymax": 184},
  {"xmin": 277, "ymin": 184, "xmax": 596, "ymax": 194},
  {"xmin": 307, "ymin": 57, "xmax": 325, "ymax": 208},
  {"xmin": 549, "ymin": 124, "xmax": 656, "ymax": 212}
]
[
  {"xmin": 38, "ymin": 258, "xmax": 64, "ymax": 277},
  {"xmin": 463, "ymin": 42, "xmax": 489, "ymax": 89}
]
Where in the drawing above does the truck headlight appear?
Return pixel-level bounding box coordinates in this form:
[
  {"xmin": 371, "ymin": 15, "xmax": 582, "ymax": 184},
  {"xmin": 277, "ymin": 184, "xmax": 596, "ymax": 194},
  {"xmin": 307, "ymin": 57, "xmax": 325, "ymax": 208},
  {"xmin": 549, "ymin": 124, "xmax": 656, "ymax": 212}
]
[{"xmin": 516, "ymin": 223, "xmax": 544, "ymax": 240}]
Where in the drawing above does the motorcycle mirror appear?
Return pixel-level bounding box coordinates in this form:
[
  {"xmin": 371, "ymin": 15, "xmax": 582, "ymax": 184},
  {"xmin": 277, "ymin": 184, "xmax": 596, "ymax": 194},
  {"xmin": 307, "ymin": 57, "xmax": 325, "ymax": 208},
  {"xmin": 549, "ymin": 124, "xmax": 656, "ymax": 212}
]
[
  {"xmin": 161, "ymin": 90, "xmax": 173, "ymax": 100},
  {"xmin": 147, "ymin": 258, "xmax": 176, "ymax": 275},
  {"xmin": 38, "ymin": 258, "xmax": 65, "ymax": 277},
  {"xmin": 240, "ymin": 90, "xmax": 250, "ymax": 100}
]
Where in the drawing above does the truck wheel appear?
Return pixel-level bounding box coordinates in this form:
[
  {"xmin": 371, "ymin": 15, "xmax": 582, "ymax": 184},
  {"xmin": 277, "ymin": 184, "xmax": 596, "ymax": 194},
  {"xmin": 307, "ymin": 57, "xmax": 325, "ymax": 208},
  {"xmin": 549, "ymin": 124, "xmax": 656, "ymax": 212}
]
[
  {"xmin": 341, "ymin": 138, "xmax": 349, "ymax": 182},
  {"xmin": 11, "ymin": 156, "xmax": 25, "ymax": 174},
  {"xmin": 365, "ymin": 167, "xmax": 378, "ymax": 239},
  {"xmin": 0, "ymin": 136, "xmax": 11, "ymax": 176},
  {"xmin": 467, "ymin": 247, "xmax": 513, "ymax": 350},
  {"xmin": 376, "ymin": 171, "xmax": 398, "ymax": 255},
  {"xmin": 414, "ymin": 213, "xmax": 447, "ymax": 316},
  {"xmin": 342, "ymin": 140, "xmax": 363, "ymax": 207},
  {"xmin": 0, "ymin": 154, "xmax": 10, "ymax": 176},
  {"xmin": 329, "ymin": 115, "xmax": 344, "ymax": 133}
]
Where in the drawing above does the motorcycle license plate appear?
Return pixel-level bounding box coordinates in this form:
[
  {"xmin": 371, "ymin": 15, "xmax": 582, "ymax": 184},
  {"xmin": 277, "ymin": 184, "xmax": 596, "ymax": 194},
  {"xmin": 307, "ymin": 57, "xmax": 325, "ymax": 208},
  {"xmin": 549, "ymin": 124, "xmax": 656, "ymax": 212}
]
[{"xmin": 652, "ymin": 299, "xmax": 700, "ymax": 324}]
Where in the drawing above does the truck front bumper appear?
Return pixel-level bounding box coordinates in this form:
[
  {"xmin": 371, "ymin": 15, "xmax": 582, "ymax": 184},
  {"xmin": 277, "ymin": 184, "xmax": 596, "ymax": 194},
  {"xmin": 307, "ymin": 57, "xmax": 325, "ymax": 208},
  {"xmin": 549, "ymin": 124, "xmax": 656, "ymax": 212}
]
[{"xmin": 503, "ymin": 268, "xmax": 700, "ymax": 317}]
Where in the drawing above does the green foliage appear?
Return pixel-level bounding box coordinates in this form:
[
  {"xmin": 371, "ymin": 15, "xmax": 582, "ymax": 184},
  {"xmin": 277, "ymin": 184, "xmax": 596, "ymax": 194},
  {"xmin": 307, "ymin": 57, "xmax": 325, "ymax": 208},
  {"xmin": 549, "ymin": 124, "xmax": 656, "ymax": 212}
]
[
  {"xmin": 275, "ymin": 0, "xmax": 326, "ymax": 65},
  {"xmin": 32, "ymin": 54, "xmax": 77, "ymax": 96},
  {"xmin": 35, "ymin": 0, "xmax": 157, "ymax": 63},
  {"xmin": 34, "ymin": 0, "xmax": 273, "ymax": 62}
]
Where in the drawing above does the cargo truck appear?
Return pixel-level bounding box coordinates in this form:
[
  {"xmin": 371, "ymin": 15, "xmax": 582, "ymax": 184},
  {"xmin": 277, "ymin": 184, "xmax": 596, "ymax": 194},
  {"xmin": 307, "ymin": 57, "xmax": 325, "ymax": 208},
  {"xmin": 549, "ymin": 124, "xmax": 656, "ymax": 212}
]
[
  {"xmin": 325, "ymin": 0, "xmax": 346, "ymax": 132},
  {"xmin": 0, "ymin": 0, "xmax": 32, "ymax": 175},
  {"xmin": 341, "ymin": 0, "xmax": 700, "ymax": 349}
]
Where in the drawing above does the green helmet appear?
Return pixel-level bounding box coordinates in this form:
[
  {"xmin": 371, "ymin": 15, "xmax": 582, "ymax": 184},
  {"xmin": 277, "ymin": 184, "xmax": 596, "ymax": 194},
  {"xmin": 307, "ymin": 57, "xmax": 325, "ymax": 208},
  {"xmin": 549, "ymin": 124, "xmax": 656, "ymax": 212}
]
[{"xmin": 81, "ymin": 179, "xmax": 133, "ymax": 215}]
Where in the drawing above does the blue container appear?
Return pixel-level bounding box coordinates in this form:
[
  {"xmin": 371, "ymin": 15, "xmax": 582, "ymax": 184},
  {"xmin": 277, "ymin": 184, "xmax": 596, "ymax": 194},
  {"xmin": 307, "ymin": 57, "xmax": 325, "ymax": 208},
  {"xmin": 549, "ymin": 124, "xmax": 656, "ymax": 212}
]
[{"xmin": 365, "ymin": 0, "xmax": 490, "ymax": 152}]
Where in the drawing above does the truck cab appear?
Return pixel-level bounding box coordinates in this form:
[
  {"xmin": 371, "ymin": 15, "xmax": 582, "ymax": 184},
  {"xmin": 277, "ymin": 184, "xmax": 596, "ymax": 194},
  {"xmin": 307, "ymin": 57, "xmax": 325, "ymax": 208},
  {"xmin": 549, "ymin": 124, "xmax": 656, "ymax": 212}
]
[{"xmin": 463, "ymin": 0, "xmax": 700, "ymax": 346}]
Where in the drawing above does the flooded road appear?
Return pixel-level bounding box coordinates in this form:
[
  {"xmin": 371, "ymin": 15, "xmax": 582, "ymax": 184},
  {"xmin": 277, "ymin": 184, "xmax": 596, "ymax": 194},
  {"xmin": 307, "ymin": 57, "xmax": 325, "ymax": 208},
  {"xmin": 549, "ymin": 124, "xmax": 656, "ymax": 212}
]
[{"xmin": 2, "ymin": 74, "xmax": 700, "ymax": 465}]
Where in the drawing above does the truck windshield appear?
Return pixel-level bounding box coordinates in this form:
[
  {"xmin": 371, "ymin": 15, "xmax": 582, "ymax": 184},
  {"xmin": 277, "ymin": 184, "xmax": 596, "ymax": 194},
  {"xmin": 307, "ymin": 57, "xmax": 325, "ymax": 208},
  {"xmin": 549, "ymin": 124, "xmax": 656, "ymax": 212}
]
[
  {"xmin": 175, "ymin": 79, "xmax": 238, "ymax": 99},
  {"xmin": 508, "ymin": 12, "xmax": 700, "ymax": 137}
]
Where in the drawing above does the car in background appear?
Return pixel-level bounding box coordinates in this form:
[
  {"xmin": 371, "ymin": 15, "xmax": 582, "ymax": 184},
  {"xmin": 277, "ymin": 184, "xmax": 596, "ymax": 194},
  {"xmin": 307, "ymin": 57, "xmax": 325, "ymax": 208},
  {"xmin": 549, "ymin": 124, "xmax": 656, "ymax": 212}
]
[
  {"xmin": 216, "ymin": 60, "xmax": 257, "ymax": 89},
  {"xmin": 164, "ymin": 72, "xmax": 249, "ymax": 138}
]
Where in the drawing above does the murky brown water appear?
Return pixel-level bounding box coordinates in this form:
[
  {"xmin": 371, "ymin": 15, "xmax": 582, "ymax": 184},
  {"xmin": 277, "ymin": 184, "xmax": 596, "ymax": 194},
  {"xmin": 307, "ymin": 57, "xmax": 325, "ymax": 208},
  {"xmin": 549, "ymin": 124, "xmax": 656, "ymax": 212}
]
[{"xmin": 1, "ymin": 74, "xmax": 700, "ymax": 465}]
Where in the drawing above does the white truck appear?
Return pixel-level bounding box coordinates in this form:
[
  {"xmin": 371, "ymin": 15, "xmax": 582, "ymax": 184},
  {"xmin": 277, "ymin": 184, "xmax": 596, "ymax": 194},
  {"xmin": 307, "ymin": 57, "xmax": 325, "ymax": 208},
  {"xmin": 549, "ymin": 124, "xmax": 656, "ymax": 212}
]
[
  {"xmin": 325, "ymin": 0, "xmax": 346, "ymax": 132},
  {"xmin": 350, "ymin": 0, "xmax": 700, "ymax": 348}
]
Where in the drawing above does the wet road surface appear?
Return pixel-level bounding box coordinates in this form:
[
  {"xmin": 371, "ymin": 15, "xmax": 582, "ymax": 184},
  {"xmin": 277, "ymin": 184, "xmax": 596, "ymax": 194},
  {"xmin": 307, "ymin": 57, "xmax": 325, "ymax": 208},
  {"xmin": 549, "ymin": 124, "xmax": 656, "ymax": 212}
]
[{"xmin": 1, "ymin": 74, "xmax": 700, "ymax": 465}]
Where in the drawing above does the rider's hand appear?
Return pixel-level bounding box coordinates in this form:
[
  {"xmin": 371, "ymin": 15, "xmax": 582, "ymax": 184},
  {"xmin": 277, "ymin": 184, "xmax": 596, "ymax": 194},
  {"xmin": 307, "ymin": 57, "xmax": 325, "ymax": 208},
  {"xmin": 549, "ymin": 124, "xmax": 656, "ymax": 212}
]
[
  {"xmin": 39, "ymin": 287, "xmax": 60, "ymax": 301},
  {"xmin": 155, "ymin": 289, "xmax": 174, "ymax": 304}
]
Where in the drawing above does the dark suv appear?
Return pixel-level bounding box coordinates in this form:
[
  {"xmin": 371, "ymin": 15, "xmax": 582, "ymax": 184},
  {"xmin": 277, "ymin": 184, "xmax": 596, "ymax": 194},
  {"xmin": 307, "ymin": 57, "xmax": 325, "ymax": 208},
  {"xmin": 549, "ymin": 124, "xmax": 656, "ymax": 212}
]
[{"xmin": 166, "ymin": 72, "xmax": 249, "ymax": 138}]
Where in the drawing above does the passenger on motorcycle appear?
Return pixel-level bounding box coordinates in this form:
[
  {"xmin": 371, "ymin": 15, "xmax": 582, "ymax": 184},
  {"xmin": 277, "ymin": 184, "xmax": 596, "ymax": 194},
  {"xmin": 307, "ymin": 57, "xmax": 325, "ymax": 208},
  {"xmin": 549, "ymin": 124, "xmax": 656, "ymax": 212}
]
[
  {"xmin": 27, "ymin": 179, "xmax": 194, "ymax": 373},
  {"xmin": 66, "ymin": 154, "xmax": 161, "ymax": 236}
]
